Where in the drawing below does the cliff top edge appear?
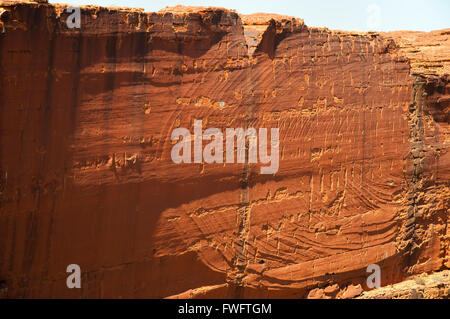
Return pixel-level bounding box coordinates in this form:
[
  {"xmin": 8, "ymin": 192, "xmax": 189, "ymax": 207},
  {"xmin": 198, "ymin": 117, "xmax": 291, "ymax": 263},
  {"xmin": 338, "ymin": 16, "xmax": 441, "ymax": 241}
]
[{"xmin": 1, "ymin": 1, "xmax": 448, "ymax": 35}]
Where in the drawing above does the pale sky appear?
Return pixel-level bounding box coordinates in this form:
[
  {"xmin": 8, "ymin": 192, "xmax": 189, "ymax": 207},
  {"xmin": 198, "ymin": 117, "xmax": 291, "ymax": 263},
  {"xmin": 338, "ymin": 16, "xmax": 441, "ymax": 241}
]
[{"xmin": 49, "ymin": 0, "xmax": 449, "ymax": 32}]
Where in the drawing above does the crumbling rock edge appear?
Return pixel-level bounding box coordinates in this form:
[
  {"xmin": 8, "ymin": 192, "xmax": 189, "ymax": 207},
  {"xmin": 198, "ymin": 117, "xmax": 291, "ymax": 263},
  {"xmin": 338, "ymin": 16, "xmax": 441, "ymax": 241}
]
[
  {"xmin": 0, "ymin": 1, "xmax": 448, "ymax": 298},
  {"xmin": 357, "ymin": 270, "xmax": 450, "ymax": 299}
]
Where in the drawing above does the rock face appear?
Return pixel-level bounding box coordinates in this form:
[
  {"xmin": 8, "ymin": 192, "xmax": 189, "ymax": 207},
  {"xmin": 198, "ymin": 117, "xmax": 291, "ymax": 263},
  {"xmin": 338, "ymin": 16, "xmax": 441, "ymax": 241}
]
[
  {"xmin": 358, "ymin": 270, "xmax": 450, "ymax": 299},
  {"xmin": 0, "ymin": 2, "xmax": 448, "ymax": 298},
  {"xmin": 383, "ymin": 30, "xmax": 450, "ymax": 279}
]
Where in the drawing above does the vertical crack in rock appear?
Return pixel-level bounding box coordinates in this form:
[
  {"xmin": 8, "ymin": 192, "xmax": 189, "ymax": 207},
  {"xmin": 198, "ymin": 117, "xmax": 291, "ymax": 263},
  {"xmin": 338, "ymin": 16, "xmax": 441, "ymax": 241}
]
[
  {"xmin": 401, "ymin": 74, "xmax": 450, "ymax": 274},
  {"xmin": 233, "ymin": 21, "xmax": 254, "ymax": 300},
  {"xmin": 404, "ymin": 76, "xmax": 426, "ymax": 260},
  {"xmin": 386, "ymin": 29, "xmax": 450, "ymax": 274}
]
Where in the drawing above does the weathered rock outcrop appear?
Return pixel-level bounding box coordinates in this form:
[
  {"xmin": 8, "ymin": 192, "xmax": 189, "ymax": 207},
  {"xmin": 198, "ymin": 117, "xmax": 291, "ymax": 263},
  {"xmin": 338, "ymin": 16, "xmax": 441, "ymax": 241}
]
[
  {"xmin": 358, "ymin": 270, "xmax": 450, "ymax": 299},
  {"xmin": 0, "ymin": 2, "xmax": 448, "ymax": 298}
]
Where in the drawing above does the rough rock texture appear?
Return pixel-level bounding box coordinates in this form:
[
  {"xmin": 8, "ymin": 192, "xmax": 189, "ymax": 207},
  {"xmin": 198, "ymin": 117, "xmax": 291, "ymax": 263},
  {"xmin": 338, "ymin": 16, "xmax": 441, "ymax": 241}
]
[
  {"xmin": 385, "ymin": 29, "xmax": 450, "ymax": 77},
  {"xmin": 384, "ymin": 30, "xmax": 450, "ymax": 278},
  {"xmin": 358, "ymin": 270, "xmax": 450, "ymax": 299},
  {"xmin": 0, "ymin": 2, "xmax": 448, "ymax": 298}
]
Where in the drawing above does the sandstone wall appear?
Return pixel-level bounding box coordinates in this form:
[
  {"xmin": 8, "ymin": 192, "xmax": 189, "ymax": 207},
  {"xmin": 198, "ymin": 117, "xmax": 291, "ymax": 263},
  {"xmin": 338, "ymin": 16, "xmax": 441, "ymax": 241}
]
[{"xmin": 0, "ymin": 2, "xmax": 448, "ymax": 298}]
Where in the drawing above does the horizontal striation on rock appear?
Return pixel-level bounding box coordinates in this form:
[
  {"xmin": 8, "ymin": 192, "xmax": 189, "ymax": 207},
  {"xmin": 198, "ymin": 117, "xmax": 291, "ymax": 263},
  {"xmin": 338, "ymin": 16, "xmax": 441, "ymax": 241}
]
[{"xmin": 0, "ymin": 2, "xmax": 448, "ymax": 298}]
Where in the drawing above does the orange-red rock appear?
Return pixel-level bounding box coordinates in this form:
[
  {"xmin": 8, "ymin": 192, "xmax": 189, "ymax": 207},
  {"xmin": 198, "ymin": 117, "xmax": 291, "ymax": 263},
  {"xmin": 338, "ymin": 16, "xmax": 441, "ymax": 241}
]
[
  {"xmin": 0, "ymin": 2, "xmax": 448, "ymax": 298},
  {"xmin": 358, "ymin": 270, "xmax": 450, "ymax": 299}
]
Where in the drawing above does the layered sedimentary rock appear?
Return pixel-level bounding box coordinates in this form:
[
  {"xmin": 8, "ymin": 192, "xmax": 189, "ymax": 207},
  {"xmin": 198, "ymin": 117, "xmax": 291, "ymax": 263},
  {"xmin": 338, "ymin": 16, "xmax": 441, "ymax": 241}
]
[
  {"xmin": 383, "ymin": 30, "xmax": 450, "ymax": 278},
  {"xmin": 0, "ymin": 2, "xmax": 448, "ymax": 298}
]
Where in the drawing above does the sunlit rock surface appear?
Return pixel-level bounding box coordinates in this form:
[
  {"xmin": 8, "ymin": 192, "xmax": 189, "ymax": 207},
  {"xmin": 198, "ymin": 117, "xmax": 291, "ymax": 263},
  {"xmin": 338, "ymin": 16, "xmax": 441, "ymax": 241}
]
[{"xmin": 0, "ymin": 2, "xmax": 448, "ymax": 298}]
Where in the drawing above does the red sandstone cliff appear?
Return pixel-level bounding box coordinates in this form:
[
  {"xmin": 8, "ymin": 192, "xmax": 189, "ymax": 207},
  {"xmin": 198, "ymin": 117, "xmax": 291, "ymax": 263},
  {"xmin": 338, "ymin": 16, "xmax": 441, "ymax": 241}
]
[{"xmin": 0, "ymin": 2, "xmax": 448, "ymax": 298}]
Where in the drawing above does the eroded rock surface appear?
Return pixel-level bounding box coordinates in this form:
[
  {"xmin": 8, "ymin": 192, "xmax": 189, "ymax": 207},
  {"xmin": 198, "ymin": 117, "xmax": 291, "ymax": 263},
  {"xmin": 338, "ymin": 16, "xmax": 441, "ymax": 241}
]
[
  {"xmin": 358, "ymin": 270, "xmax": 450, "ymax": 299},
  {"xmin": 0, "ymin": 2, "xmax": 448, "ymax": 298}
]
